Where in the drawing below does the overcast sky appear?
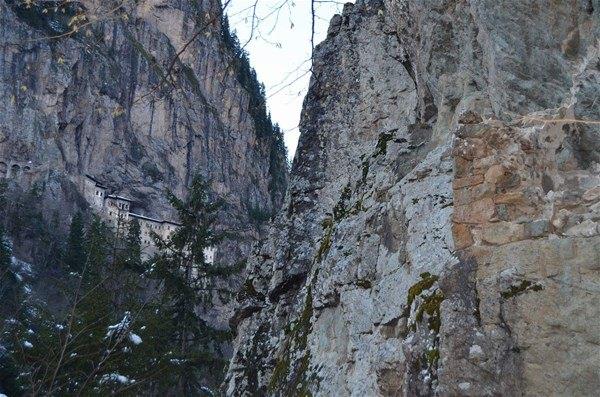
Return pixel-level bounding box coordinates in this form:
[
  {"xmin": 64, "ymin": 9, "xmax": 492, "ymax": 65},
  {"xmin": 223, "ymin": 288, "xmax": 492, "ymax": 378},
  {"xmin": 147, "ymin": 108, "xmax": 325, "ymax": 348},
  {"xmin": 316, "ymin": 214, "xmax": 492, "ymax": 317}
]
[{"xmin": 226, "ymin": 0, "xmax": 349, "ymax": 160}]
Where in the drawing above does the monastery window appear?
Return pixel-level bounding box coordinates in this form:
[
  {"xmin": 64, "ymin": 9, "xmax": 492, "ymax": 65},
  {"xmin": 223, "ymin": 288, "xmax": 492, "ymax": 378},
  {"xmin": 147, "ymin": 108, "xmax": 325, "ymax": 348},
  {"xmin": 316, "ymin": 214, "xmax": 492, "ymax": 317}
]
[{"xmin": 9, "ymin": 164, "xmax": 20, "ymax": 178}]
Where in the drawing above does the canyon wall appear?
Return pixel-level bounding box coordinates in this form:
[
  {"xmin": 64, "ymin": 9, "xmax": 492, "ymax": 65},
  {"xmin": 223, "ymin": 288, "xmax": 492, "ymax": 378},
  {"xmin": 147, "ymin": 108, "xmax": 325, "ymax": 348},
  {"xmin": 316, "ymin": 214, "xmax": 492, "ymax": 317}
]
[
  {"xmin": 227, "ymin": 0, "xmax": 600, "ymax": 395},
  {"xmin": 0, "ymin": 0, "xmax": 288, "ymax": 319}
]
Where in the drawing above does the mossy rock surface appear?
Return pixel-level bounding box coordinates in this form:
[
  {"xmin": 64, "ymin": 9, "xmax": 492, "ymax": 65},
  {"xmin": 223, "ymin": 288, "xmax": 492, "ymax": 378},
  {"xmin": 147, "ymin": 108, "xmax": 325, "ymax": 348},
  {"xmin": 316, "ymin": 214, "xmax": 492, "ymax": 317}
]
[
  {"xmin": 316, "ymin": 218, "xmax": 334, "ymax": 262},
  {"xmin": 268, "ymin": 288, "xmax": 315, "ymax": 395},
  {"xmin": 501, "ymin": 280, "xmax": 543, "ymax": 299},
  {"xmin": 405, "ymin": 272, "xmax": 439, "ymax": 312},
  {"xmin": 374, "ymin": 131, "xmax": 395, "ymax": 157}
]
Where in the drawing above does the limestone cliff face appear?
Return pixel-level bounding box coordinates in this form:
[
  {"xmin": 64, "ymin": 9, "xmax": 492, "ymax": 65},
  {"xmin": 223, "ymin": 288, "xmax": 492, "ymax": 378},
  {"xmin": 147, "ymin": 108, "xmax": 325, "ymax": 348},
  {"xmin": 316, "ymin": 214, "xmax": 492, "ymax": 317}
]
[
  {"xmin": 0, "ymin": 0, "xmax": 287, "ymax": 279},
  {"xmin": 227, "ymin": 0, "xmax": 600, "ymax": 395}
]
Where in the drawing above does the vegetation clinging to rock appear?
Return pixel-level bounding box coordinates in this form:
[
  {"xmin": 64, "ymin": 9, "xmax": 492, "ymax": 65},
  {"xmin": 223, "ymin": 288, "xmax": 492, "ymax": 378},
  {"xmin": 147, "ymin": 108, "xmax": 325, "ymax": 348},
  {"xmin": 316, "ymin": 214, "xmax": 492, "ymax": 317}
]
[
  {"xmin": 269, "ymin": 286, "xmax": 314, "ymax": 395},
  {"xmin": 220, "ymin": 15, "xmax": 288, "ymax": 203},
  {"xmin": 501, "ymin": 280, "xmax": 543, "ymax": 299}
]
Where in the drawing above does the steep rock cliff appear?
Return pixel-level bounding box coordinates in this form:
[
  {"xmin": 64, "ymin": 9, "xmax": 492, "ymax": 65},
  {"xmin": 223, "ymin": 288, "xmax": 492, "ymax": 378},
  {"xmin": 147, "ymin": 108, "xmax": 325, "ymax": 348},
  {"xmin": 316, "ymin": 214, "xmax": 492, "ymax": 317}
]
[
  {"xmin": 0, "ymin": 0, "xmax": 288, "ymax": 308},
  {"xmin": 227, "ymin": 0, "xmax": 600, "ymax": 395}
]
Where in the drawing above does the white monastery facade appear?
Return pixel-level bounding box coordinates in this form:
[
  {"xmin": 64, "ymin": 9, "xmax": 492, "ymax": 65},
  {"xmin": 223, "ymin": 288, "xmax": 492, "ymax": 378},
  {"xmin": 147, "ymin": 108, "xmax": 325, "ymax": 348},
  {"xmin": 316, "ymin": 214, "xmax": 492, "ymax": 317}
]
[
  {"xmin": 0, "ymin": 167, "xmax": 216, "ymax": 262},
  {"xmin": 82, "ymin": 174, "xmax": 216, "ymax": 262}
]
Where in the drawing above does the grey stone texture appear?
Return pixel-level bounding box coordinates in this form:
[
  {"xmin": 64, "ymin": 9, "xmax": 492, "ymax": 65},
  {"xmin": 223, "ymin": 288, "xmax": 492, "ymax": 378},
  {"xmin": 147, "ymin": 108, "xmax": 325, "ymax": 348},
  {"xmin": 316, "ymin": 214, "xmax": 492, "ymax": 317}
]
[
  {"xmin": 0, "ymin": 0, "xmax": 287, "ymax": 328},
  {"xmin": 226, "ymin": 0, "xmax": 600, "ymax": 395}
]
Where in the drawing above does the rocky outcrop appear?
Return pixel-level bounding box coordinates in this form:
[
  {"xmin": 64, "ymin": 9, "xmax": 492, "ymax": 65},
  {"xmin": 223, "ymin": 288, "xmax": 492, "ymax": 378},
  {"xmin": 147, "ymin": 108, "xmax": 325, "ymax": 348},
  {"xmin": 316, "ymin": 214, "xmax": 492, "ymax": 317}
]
[
  {"xmin": 0, "ymin": 0, "xmax": 287, "ymax": 294},
  {"xmin": 227, "ymin": 0, "xmax": 599, "ymax": 395}
]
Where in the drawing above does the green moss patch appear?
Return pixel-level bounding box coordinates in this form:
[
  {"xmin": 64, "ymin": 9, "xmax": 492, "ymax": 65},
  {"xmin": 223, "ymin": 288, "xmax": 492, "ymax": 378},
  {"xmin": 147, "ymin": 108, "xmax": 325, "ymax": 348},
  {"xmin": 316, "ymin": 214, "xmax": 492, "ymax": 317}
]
[
  {"xmin": 240, "ymin": 279, "xmax": 262, "ymax": 299},
  {"xmin": 316, "ymin": 218, "xmax": 334, "ymax": 262},
  {"xmin": 333, "ymin": 184, "xmax": 352, "ymax": 221},
  {"xmin": 407, "ymin": 272, "xmax": 439, "ymax": 308},
  {"xmin": 401, "ymin": 272, "xmax": 445, "ymax": 333},
  {"xmin": 361, "ymin": 160, "xmax": 370, "ymax": 185},
  {"xmin": 356, "ymin": 279, "xmax": 372, "ymax": 289},
  {"xmin": 414, "ymin": 289, "xmax": 444, "ymax": 334},
  {"xmin": 399, "ymin": 273, "xmax": 445, "ymax": 385},
  {"xmin": 424, "ymin": 347, "xmax": 440, "ymax": 367},
  {"xmin": 374, "ymin": 131, "xmax": 395, "ymax": 157},
  {"xmin": 501, "ymin": 280, "xmax": 543, "ymax": 299},
  {"xmin": 268, "ymin": 287, "xmax": 314, "ymax": 395}
]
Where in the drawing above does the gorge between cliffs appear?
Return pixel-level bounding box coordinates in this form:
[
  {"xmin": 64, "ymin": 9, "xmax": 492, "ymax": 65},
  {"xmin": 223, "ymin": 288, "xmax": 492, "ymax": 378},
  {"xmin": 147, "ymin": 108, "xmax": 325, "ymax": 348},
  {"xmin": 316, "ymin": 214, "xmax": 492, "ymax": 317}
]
[{"xmin": 1, "ymin": 0, "xmax": 599, "ymax": 396}]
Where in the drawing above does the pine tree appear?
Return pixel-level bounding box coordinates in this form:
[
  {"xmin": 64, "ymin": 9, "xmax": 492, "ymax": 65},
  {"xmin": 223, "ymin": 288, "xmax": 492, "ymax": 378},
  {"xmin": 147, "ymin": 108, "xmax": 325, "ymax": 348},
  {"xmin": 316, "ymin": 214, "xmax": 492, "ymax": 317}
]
[
  {"xmin": 2, "ymin": 178, "xmax": 235, "ymax": 395},
  {"xmin": 122, "ymin": 218, "xmax": 143, "ymax": 272},
  {"xmin": 0, "ymin": 217, "xmax": 26, "ymax": 396},
  {"xmin": 0, "ymin": 224, "xmax": 13, "ymax": 279},
  {"xmin": 84, "ymin": 215, "xmax": 110, "ymax": 273},
  {"xmin": 0, "ymin": 224, "xmax": 20, "ymax": 318},
  {"xmin": 63, "ymin": 212, "xmax": 86, "ymax": 272},
  {"xmin": 0, "ymin": 180, "xmax": 7, "ymax": 219},
  {"xmin": 5, "ymin": 215, "xmax": 153, "ymax": 395},
  {"xmin": 147, "ymin": 174, "xmax": 230, "ymax": 394}
]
